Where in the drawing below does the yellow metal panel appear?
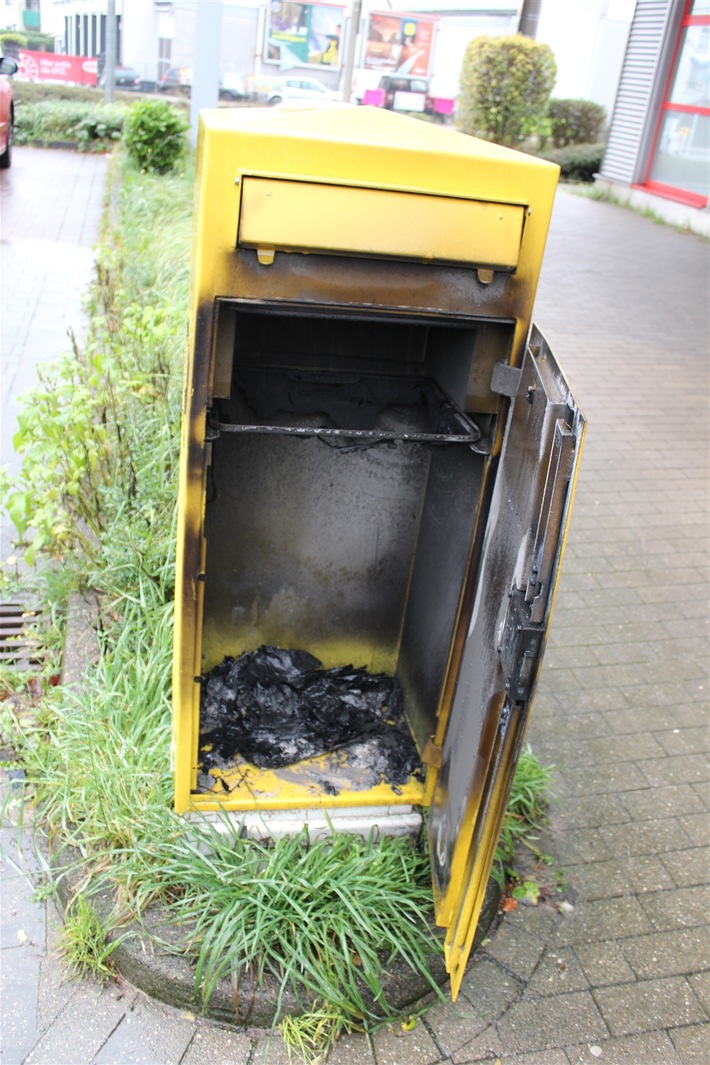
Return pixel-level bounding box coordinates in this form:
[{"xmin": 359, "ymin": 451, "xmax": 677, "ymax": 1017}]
[
  {"xmin": 239, "ymin": 178, "xmax": 525, "ymax": 269},
  {"xmin": 192, "ymin": 758, "xmax": 427, "ymax": 813}
]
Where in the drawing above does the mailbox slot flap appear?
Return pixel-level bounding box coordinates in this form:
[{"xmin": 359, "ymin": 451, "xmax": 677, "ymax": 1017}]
[{"xmin": 238, "ymin": 177, "xmax": 525, "ymax": 270}]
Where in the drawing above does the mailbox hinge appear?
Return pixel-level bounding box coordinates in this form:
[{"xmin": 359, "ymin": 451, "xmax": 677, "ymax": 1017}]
[
  {"xmin": 498, "ymin": 587, "xmax": 544, "ymax": 702},
  {"xmin": 422, "ymin": 737, "xmax": 442, "ymax": 768},
  {"xmin": 491, "ymin": 362, "xmax": 523, "ymax": 399}
]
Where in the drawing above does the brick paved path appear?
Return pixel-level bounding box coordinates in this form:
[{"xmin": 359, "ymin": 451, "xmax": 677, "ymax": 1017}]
[{"xmin": 1, "ymin": 150, "xmax": 708, "ymax": 1064}]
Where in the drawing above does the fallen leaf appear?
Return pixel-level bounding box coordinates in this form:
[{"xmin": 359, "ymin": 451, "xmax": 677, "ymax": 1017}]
[{"xmin": 500, "ymin": 897, "xmax": 518, "ymax": 912}]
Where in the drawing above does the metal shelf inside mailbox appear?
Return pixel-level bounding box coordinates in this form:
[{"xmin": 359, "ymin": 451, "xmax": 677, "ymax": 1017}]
[{"xmin": 208, "ymin": 368, "xmax": 483, "ymax": 447}]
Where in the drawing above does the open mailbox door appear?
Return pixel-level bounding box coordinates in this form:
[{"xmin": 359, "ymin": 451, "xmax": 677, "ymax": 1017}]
[{"xmin": 429, "ymin": 326, "xmax": 586, "ymax": 1000}]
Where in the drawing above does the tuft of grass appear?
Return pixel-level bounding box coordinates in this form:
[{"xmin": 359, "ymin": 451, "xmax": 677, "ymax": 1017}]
[
  {"xmin": 144, "ymin": 818, "xmax": 444, "ymax": 1028},
  {"xmin": 492, "ymin": 744, "xmax": 553, "ymax": 888},
  {"xmin": 279, "ymin": 1001, "xmax": 347, "ymax": 1063},
  {"xmin": 61, "ymin": 894, "xmax": 127, "ymax": 982}
]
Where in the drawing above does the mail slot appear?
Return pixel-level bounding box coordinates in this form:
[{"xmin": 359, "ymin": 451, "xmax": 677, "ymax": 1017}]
[{"xmin": 173, "ymin": 105, "xmax": 585, "ymax": 999}]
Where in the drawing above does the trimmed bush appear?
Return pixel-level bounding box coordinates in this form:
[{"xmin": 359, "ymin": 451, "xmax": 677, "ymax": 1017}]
[
  {"xmin": 122, "ymin": 99, "xmax": 188, "ymax": 174},
  {"xmin": 537, "ymin": 142, "xmax": 605, "ymax": 183},
  {"xmin": 459, "ymin": 34, "xmax": 557, "ymax": 146},
  {"xmin": 548, "ymin": 98, "xmax": 606, "ymax": 147}
]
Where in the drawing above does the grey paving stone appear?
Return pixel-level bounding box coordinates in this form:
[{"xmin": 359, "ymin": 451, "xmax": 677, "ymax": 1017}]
[
  {"xmin": 23, "ymin": 981, "xmax": 129, "ymax": 1064},
  {"xmin": 564, "ymin": 1030, "xmax": 683, "ymax": 1064},
  {"xmin": 620, "ymin": 927, "xmax": 710, "ymax": 980},
  {"xmin": 668, "ymin": 1023, "xmax": 710, "ymax": 1065},
  {"xmin": 451, "ymin": 1023, "xmax": 505, "ymax": 1064},
  {"xmin": 639, "ymin": 754, "xmax": 709, "ymax": 789},
  {"xmin": 618, "ymin": 859, "xmax": 674, "ymax": 901},
  {"xmin": 178, "ymin": 1021, "xmax": 252, "ymax": 1064},
  {"xmin": 605, "ymin": 703, "xmax": 708, "ymax": 735},
  {"xmin": 90, "ymin": 995, "xmax": 196, "ymax": 1064},
  {"xmin": 593, "ymin": 977, "xmax": 706, "ymax": 1037},
  {"xmin": 552, "ymin": 795, "xmax": 630, "ymax": 830},
  {"xmin": 638, "ymin": 884, "xmax": 710, "ymax": 932},
  {"xmin": 427, "ymin": 961, "xmax": 515, "ymax": 1053},
  {"xmin": 560, "ymin": 860, "xmax": 629, "ymax": 903},
  {"xmin": 552, "ymin": 763, "xmax": 648, "ymax": 799},
  {"xmin": 690, "ymin": 780, "xmax": 709, "ymax": 808},
  {"xmin": 249, "ymin": 1031, "xmax": 293, "ymax": 1064},
  {"xmin": 0, "ymin": 946, "xmax": 42, "ymax": 1065},
  {"xmin": 552, "ymin": 896, "xmax": 652, "ymax": 948},
  {"xmin": 524, "ymin": 947, "xmax": 589, "ymax": 997},
  {"xmin": 495, "ymin": 990, "xmax": 608, "ymax": 1054},
  {"xmin": 480, "ymin": 924, "xmax": 546, "ymax": 983},
  {"xmin": 573, "ymin": 940, "xmax": 636, "ymax": 988},
  {"xmin": 655, "ymin": 727, "xmax": 710, "ymax": 757},
  {"xmin": 660, "ymin": 846, "xmax": 710, "ymax": 888},
  {"xmin": 372, "ymin": 1021, "xmax": 442, "ymax": 1064},
  {"xmin": 493, "ymin": 1052, "xmax": 569, "ymax": 1065},
  {"xmin": 620, "ymin": 785, "xmax": 706, "ymax": 821},
  {"xmin": 687, "ymin": 972, "xmax": 710, "ymax": 1015},
  {"xmin": 325, "ymin": 1030, "xmax": 377, "ymax": 1064},
  {"xmin": 599, "ymin": 818, "xmax": 693, "ymax": 858},
  {"xmin": 677, "ymin": 812, "xmax": 710, "ymax": 846},
  {"xmin": 549, "ymin": 829, "xmax": 613, "ymax": 866}
]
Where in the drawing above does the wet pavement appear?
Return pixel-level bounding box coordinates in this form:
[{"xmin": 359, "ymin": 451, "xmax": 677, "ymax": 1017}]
[{"xmin": 1, "ymin": 146, "xmax": 708, "ymax": 1064}]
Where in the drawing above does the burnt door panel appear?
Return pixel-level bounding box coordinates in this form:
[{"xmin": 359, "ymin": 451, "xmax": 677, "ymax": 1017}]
[{"xmin": 428, "ymin": 329, "xmax": 585, "ymax": 999}]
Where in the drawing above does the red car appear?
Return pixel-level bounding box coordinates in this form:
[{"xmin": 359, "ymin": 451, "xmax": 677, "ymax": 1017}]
[{"xmin": 0, "ymin": 54, "xmax": 18, "ymax": 168}]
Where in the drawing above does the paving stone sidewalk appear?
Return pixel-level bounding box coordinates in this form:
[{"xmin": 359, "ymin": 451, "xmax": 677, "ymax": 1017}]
[{"xmin": 1, "ymin": 148, "xmax": 708, "ymax": 1065}]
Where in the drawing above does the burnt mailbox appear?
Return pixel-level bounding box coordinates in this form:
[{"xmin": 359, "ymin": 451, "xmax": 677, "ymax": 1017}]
[{"xmin": 173, "ymin": 105, "xmax": 585, "ymax": 998}]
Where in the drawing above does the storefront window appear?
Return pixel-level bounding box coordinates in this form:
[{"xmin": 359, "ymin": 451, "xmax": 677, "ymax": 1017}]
[{"xmin": 646, "ymin": 0, "xmax": 709, "ymax": 205}]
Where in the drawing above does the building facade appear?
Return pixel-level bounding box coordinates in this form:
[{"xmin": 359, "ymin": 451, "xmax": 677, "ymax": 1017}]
[{"xmin": 597, "ymin": 0, "xmax": 709, "ymax": 234}]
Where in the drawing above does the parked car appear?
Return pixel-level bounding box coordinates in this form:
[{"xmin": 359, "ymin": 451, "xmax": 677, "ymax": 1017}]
[
  {"xmin": 219, "ymin": 72, "xmax": 247, "ymax": 101},
  {"xmin": 377, "ymin": 74, "xmax": 432, "ymax": 114},
  {"xmin": 264, "ymin": 77, "xmax": 339, "ymax": 106},
  {"xmin": 0, "ymin": 54, "xmax": 18, "ymax": 169},
  {"xmin": 158, "ymin": 66, "xmax": 192, "ymax": 95},
  {"xmin": 98, "ymin": 66, "xmax": 142, "ymax": 90}
]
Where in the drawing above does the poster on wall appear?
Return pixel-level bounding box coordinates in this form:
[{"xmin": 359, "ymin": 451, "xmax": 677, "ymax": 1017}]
[
  {"xmin": 265, "ymin": 1, "xmax": 346, "ymax": 70},
  {"xmin": 364, "ymin": 11, "xmax": 435, "ymax": 76}
]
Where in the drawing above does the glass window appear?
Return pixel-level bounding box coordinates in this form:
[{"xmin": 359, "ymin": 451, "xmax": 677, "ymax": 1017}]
[
  {"xmin": 645, "ymin": 0, "xmax": 710, "ymax": 205},
  {"xmin": 668, "ymin": 25, "xmax": 710, "ymax": 107},
  {"xmin": 649, "ymin": 112, "xmax": 709, "ymax": 197}
]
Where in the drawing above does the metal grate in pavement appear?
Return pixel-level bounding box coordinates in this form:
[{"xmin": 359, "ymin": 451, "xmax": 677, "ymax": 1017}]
[{"xmin": 0, "ymin": 601, "xmax": 43, "ymax": 670}]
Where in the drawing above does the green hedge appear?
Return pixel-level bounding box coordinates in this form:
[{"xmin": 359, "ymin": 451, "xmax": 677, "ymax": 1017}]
[
  {"xmin": 537, "ymin": 142, "xmax": 605, "ymax": 183},
  {"xmin": 547, "ymin": 98, "xmax": 606, "ymax": 148},
  {"xmin": 15, "ymin": 100, "xmax": 126, "ymax": 149}
]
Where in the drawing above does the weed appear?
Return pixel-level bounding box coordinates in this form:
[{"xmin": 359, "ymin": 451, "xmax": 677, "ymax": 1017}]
[
  {"xmin": 61, "ymin": 894, "xmax": 126, "ymax": 981},
  {"xmin": 279, "ymin": 1001, "xmax": 348, "ymax": 1063}
]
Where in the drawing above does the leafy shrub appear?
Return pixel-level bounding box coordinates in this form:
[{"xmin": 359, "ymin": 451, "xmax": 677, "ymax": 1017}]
[
  {"xmin": 0, "ymin": 32, "xmax": 25, "ymax": 55},
  {"xmin": 458, "ymin": 34, "xmax": 557, "ymax": 146},
  {"xmin": 537, "ymin": 141, "xmax": 605, "ymax": 183},
  {"xmin": 122, "ymin": 99, "xmax": 188, "ymax": 174},
  {"xmin": 547, "ymin": 97, "xmax": 606, "ymax": 147},
  {"xmin": 75, "ymin": 109, "xmax": 125, "ymax": 146}
]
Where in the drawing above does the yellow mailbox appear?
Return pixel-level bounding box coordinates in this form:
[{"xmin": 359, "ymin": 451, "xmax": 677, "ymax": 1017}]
[{"xmin": 173, "ymin": 105, "xmax": 585, "ymax": 998}]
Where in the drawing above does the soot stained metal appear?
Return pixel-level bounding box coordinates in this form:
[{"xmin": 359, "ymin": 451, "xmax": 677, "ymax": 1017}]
[{"xmin": 172, "ymin": 105, "xmax": 585, "ymax": 999}]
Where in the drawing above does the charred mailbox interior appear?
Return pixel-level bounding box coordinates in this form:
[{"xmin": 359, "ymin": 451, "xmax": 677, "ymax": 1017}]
[{"xmin": 172, "ymin": 106, "xmax": 585, "ymax": 996}]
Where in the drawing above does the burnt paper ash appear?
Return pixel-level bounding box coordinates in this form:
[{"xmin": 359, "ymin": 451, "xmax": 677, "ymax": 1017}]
[{"xmin": 200, "ymin": 646, "xmax": 422, "ymax": 786}]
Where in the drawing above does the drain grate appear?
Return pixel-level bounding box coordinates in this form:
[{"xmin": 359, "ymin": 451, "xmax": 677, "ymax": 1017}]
[{"xmin": 0, "ymin": 602, "xmax": 43, "ymax": 671}]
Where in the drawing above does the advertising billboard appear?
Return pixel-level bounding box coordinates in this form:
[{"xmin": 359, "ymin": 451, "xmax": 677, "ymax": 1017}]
[
  {"xmin": 364, "ymin": 10, "xmax": 436, "ymax": 76},
  {"xmin": 265, "ymin": 1, "xmax": 346, "ymax": 70},
  {"xmin": 17, "ymin": 50, "xmax": 98, "ymax": 86}
]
